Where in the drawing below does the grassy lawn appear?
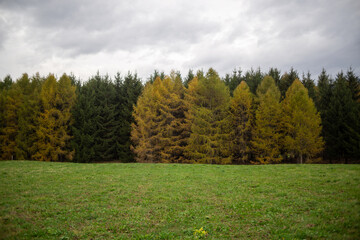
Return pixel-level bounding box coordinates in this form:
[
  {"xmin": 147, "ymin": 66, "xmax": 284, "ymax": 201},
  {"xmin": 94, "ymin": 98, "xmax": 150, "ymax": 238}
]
[{"xmin": 0, "ymin": 161, "xmax": 359, "ymax": 239}]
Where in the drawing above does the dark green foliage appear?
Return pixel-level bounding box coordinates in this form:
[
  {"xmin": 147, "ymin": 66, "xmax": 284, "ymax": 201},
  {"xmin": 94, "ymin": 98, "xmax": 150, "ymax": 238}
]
[
  {"xmin": 325, "ymin": 72, "xmax": 360, "ymax": 162},
  {"xmin": 0, "ymin": 75, "xmax": 13, "ymax": 90},
  {"xmin": 114, "ymin": 72, "xmax": 143, "ymax": 162},
  {"xmin": 223, "ymin": 68, "xmax": 243, "ymax": 96},
  {"xmin": 268, "ymin": 68, "xmax": 281, "ymax": 86},
  {"xmin": 72, "ymin": 72, "xmax": 143, "ymax": 163},
  {"xmin": 301, "ymin": 71, "xmax": 317, "ymax": 103},
  {"xmin": 183, "ymin": 69, "xmax": 194, "ymax": 88},
  {"xmin": 243, "ymin": 68, "xmax": 263, "ymax": 94},
  {"xmin": 148, "ymin": 70, "xmax": 165, "ymax": 84},
  {"xmin": 345, "ymin": 67, "xmax": 360, "ymax": 102},
  {"xmin": 279, "ymin": 67, "xmax": 299, "ymax": 98}
]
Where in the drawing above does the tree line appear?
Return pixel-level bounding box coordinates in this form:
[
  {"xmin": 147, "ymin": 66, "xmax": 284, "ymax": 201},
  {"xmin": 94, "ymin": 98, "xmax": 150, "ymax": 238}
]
[{"xmin": 0, "ymin": 67, "xmax": 359, "ymax": 164}]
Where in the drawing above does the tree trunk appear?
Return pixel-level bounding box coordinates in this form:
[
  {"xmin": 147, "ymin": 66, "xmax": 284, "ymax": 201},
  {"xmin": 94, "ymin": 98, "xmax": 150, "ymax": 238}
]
[{"xmin": 300, "ymin": 154, "xmax": 303, "ymax": 164}]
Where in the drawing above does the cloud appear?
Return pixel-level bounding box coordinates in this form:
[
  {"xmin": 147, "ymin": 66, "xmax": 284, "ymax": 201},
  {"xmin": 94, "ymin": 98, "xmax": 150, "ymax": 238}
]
[{"xmin": 0, "ymin": 0, "xmax": 359, "ymax": 81}]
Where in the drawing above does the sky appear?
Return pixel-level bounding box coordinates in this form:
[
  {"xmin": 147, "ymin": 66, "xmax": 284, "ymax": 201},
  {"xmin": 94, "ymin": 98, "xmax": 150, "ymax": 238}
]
[{"xmin": 0, "ymin": 0, "xmax": 359, "ymax": 82}]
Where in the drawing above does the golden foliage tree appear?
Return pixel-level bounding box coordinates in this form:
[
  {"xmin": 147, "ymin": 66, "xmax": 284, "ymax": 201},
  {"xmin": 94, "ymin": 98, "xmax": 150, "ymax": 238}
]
[
  {"xmin": 282, "ymin": 79, "xmax": 324, "ymax": 163},
  {"xmin": 185, "ymin": 68, "xmax": 232, "ymax": 164},
  {"xmin": 229, "ymin": 81, "xmax": 254, "ymax": 163},
  {"xmin": 32, "ymin": 74, "xmax": 76, "ymax": 161},
  {"xmin": 251, "ymin": 76, "xmax": 283, "ymax": 164},
  {"xmin": 0, "ymin": 84, "xmax": 22, "ymax": 160},
  {"xmin": 131, "ymin": 75, "xmax": 190, "ymax": 163}
]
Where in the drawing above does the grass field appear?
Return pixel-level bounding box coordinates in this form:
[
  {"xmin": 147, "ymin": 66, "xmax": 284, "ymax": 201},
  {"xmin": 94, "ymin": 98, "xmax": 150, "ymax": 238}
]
[{"xmin": 0, "ymin": 161, "xmax": 359, "ymax": 239}]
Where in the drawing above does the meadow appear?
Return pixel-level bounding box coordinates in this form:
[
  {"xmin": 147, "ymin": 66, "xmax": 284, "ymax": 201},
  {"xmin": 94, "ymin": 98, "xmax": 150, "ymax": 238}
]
[{"xmin": 0, "ymin": 161, "xmax": 359, "ymax": 239}]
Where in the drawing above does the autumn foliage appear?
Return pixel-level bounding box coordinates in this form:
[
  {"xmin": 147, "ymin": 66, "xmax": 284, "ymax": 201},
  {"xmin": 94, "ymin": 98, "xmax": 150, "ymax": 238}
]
[{"xmin": 0, "ymin": 67, "xmax": 359, "ymax": 163}]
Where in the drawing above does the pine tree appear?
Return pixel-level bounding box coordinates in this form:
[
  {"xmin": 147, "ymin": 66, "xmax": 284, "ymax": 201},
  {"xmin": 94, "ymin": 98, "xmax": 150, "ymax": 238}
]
[
  {"xmin": 185, "ymin": 68, "xmax": 231, "ymax": 164},
  {"xmin": 229, "ymin": 81, "xmax": 253, "ymax": 163},
  {"xmin": 251, "ymin": 76, "xmax": 283, "ymax": 164},
  {"xmin": 282, "ymin": 79, "xmax": 324, "ymax": 163},
  {"xmin": 345, "ymin": 67, "xmax": 360, "ymax": 103}
]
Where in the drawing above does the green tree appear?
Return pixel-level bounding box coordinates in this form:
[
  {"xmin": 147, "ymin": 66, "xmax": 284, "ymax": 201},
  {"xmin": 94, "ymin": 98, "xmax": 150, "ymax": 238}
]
[
  {"xmin": 244, "ymin": 68, "xmax": 263, "ymax": 94},
  {"xmin": 326, "ymin": 72, "xmax": 360, "ymax": 162},
  {"xmin": 229, "ymin": 81, "xmax": 254, "ymax": 163},
  {"xmin": 114, "ymin": 72, "xmax": 143, "ymax": 162},
  {"xmin": 282, "ymin": 79, "xmax": 324, "ymax": 163},
  {"xmin": 185, "ymin": 68, "xmax": 231, "ymax": 164},
  {"xmin": 279, "ymin": 67, "xmax": 299, "ymax": 98},
  {"xmin": 183, "ymin": 69, "xmax": 195, "ymax": 88},
  {"xmin": 301, "ymin": 71, "xmax": 317, "ymax": 103},
  {"xmin": 251, "ymin": 76, "xmax": 283, "ymax": 164},
  {"xmin": 268, "ymin": 68, "xmax": 281, "ymax": 86}
]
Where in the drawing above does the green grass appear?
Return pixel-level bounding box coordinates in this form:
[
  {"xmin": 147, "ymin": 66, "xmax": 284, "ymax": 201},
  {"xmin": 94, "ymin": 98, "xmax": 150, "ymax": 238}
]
[{"xmin": 0, "ymin": 161, "xmax": 359, "ymax": 239}]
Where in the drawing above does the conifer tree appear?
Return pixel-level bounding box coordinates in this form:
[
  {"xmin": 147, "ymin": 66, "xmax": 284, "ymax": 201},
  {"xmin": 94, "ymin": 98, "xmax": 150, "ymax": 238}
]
[
  {"xmin": 229, "ymin": 81, "xmax": 253, "ymax": 163},
  {"xmin": 244, "ymin": 68, "xmax": 263, "ymax": 94},
  {"xmin": 326, "ymin": 72, "xmax": 360, "ymax": 162},
  {"xmin": 268, "ymin": 68, "xmax": 281, "ymax": 86},
  {"xmin": 0, "ymin": 83, "xmax": 21, "ymax": 160},
  {"xmin": 183, "ymin": 69, "xmax": 195, "ymax": 88},
  {"xmin": 279, "ymin": 67, "xmax": 299, "ymax": 98},
  {"xmin": 33, "ymin": 74, "xmax": 76, "ymax": 161},
  {"xmin": 185, "ymin": 68, "xmax": 231, "ymax": 164},
  {"xmin": 301, "ymin": 71, "xmax": 317, "ymax": 103},
  {"xmin": 131, "ymin": 79, "xmax": 165, "ymax": 162},
  {"xmin": 14, "ymin": 74, "xmax": 42, "ymax": 159},
  {"xmin": 251, "ymin": 76, "xmax": 283, "ymax": 164},
  {"xmin": 282, "ymin": 79, "xmax": 324, "ymax": 163},
  {"xmin": 114, "ymin": 72, "xmax": 143, "ymax": 162}
]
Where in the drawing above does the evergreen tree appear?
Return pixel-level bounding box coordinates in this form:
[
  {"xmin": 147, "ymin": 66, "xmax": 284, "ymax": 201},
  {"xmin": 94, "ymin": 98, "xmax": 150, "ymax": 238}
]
[
  {"xmin": 185, "ymin": 68, "xmax": 231, "ymax": 164},
  {"xmin": 282, "ymin": 79, "xmax": 324, "ymax": 163},
  {"xmin": 268, "ymin": 68, "xmax": 281, "ymax": 86},
  {"xmin": 114, "ymin": 72, "xmax": 143, "ymax": 162},
  {"xmin": 251, "ymin": 76, "xmax": 283, "ymax": 164},
  {"xmin": 183, "ymin": 69, "xmax": 195, "ymax": 88},
  {"xmin": 279, "ymin": 67, "xmax": 299, "ymax": 98},
  {"xmin": 229, "ymin": 81, "xmax": 253, "ymax": 163},
  {"xmin": 326, "ymin": 72, "xmax": 360, "ymax": 162},
  {"xmin": 301, "ymin": 71, "xmax": 317, "ymax": 103},
  {"xmin": 244, "ymin": 68, "xmax": 263, "ymax": 94},
  {"xmin": 224, "ymin": 68, "xmax": 243, "ymax": 96},
  {"xmin": 345, "ymin": 67, "xmax": 360, "ymax": 103}
]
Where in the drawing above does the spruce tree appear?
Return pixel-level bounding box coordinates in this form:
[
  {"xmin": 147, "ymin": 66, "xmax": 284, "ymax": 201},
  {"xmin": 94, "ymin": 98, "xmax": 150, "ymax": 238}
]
[
  {"xmin": 251, "ymin": 76, "xmax": 283, "ymax": 164},
  {"xmin": 244, "ymin": 68, "xmax": 263, "ymax": 94},
  {"xmin": 326, "ymin": 72, "xmax": 360, "ymax": 162},
  {"xmin": 282, "ymin": 79, "xmax": 324, "ymax": 163},
  {"xmin": 279, "ymin": 67, "xmax": 299, "ymax": 98},
  {"xmin": 114, "ymin": 72, "xmax": 143, "ymax": 162},
  {"xmin": 301, "ymin": 71, "xmax": 317, "ymax": 103}
]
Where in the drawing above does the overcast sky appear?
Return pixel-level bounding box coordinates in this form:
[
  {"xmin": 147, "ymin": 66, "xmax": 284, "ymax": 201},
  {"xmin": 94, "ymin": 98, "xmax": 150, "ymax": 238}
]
[{"xmin": 0, "ymin": 0, "xmax": 359, "ymax": 82}]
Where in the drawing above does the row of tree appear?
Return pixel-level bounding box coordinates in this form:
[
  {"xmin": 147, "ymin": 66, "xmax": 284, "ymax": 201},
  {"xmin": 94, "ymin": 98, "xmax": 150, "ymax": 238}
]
[{"xmin": 0, "ymin": 67, "xmax": 359, "ymax": 163}]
